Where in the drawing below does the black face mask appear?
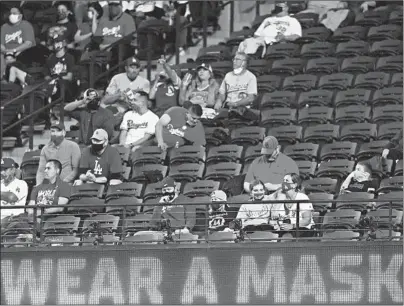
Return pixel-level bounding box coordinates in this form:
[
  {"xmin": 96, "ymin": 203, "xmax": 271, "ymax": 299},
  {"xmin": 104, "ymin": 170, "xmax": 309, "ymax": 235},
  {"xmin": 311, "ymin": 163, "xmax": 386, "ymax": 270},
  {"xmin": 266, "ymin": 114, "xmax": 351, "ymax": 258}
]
[
  {"xmin": 162, "ymin": 191, "xmax": 175, "ymax": 201},
  {"xmin": 87, "ymin": 100, "xmax": 100, "ymax": 111},
  {"xmin": 58, "ymin": 11, "xmax": 68, "ymax": 21},
  {"xmin": 91, "ymin": 143, "xmax": 104, "ymax": 152}
]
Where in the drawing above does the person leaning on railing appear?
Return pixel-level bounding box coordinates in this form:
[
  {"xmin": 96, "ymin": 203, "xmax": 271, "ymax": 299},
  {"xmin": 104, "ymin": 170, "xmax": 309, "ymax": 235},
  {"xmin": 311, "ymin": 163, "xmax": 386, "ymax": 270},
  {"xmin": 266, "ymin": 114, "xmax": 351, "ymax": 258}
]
[{"xmin": 268, "ymin": 173, "xmax": 315, "ymax": 238}]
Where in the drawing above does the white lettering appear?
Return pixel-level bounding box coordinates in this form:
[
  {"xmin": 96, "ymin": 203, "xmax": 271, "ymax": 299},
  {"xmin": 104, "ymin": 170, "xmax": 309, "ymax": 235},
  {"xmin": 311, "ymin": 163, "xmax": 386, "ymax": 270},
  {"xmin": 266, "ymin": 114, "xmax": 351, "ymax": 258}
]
[
  {"xmin": 181, "ymin": 257, "xmax": 218, "ymax": 304},
  {"xmin": 369, "ymin": 254, "xmax": 403, "ymax": 303},
  {"xmin": 1, "ymin": 259, "xmax": 52, "ymax": 305},
  {"xmin": 129, "ymin": 257, "xmax": 163, "ymax": 304},
  {"xmin": 5, "ymin": 31, "xmax": 22, "ymax": 44},
  {"xmin": 88, "ymin": 258, "xmax": 124, "ymax": 304},
  {"xmin": 57, "ymin": 258, "xmax": 86, "ymax": 304},
  {"xmin": 236, "ymin": 255, "xmax": 286, "ymax": 304},
  {"xmin": 330, "ymin": 255, "xmax": 364, "ymax": 303},
  {"xmin": 290, "ymin": 255, "xmax": 327, "ymax": 303}
]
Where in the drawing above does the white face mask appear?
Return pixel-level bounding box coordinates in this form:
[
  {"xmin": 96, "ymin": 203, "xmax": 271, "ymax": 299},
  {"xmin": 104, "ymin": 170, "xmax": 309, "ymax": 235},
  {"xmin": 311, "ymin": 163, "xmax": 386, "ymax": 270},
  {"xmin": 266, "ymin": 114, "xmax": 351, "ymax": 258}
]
[
  {"xmin": 233, "ymin": 68, "xmax": 243, "ymax": 75},
  {"xmin": 354, "ymin": 170, "xmax": 370, "ymax": 182},
  {"xmin": 9, "ymin": 14, "xmax": 20, "ymax": 24},
  {"xmin": 87, "ymin": 11, "xmax": 94, "ymax": 19}
]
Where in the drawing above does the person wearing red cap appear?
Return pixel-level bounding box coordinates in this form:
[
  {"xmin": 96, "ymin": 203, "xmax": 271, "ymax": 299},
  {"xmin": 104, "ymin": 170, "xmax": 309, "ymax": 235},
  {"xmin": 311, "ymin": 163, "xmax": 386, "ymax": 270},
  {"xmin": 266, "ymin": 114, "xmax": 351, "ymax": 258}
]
[
  {"xmin": 149, "ymin": 176, "xmax": 196, "ymax": 233},
  {"xmin": 76, "ymin": 128, "xmax": 123, "ymax": 185},
  {"xmin": 244, "ymin": 136, "xmax": 299, "ymax": 193},
  {"xmin": 36, "ymin": 121, "xmax": 81, "ymax": 185},
  {"xmin": 1, "ymin": 157, "xmax": 28, "ymax": 221}
]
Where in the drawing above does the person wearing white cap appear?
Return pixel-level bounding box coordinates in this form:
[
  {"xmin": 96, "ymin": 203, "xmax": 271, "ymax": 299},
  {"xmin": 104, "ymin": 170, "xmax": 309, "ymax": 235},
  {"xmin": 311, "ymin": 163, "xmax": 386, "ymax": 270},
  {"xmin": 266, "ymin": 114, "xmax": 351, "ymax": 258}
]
[
  {"xmin": 208, "ymin": 190, "xmax": 230, "ymax": 231},
  {"xmin": 244, "ymin": 136, "xmax": 299, "ymax": 193},
  {"xmin": 75, "ymin": 128, "xmax": 123, "ymax": 185}
]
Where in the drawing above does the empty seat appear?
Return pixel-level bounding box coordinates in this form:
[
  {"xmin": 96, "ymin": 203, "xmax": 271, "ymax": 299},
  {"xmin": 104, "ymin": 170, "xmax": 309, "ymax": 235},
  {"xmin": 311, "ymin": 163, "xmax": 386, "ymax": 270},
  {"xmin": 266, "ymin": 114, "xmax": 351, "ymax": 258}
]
[
  {"xmin": 335, "ymin": 105, "xmax": 371, "ymax": 125},
  {"xmin": 335, "ymin": 192, "xmax": 374, "ymax": 211},
  {"xmin": 339, "ymin": 123, "xmax": 377, "ymax": 143},
  {"xmin": 297, "ymin": 89, "xmax": 334, "ymax": 108},
  {"xmin": 82, "ymin": 215, "xmax": 120, "ymax": 236},
  {"xmin": 183, "ymin": 180, "xmax": 220, "ymax": 197},
  {"xmin": 367, "ymin": 24, "xmax": 402, "ymax": 42},
  {"xmin": 300, "ymin": 42, "xmax": 335, "ymax": 58},
  {"xmin": 169, "ymin": 145, "xmax": 206, "ymax": 164},
  {"xmin": 207, "ymin": 231, "xmax": 236, "ymax": 243},
  {"xmin": 308, "ymin": 193, "xmax": 334, "ymax": 212},
  {"xmin": 335, "ymin": 40, "xmax": 370, "ymax": 58},
  {"xmin": 269, "ymin": 58, "xmax": 305, "ymax": 77},
  {"xmin": 241, "ymin": 231, "xmax": 279, "ymax": 243},
  {"xmin": 284, "ymin": 143, "xmax": 319, "ymax": 161},
  {"xmin": 206, "ymin": 145, "xmax": 243, "ymax": 164},
  {"xmin": 330, "ymin": 26, "xmax": 368, "ymax": 43},
  {"xmin": 334, "ymin": 88, "xmax": 372, "ymax": 108},
  {"xmin": 372, "ymin": 105, "xmax": 403, "ymax": 125},
  {"xmin": 197, "ymin": 45, "xmax": 232, "ymax": 62},
  {"xmin": 172, "ymin": 233, "xmax": 199, "ymax": 244},
  {"xmin": 340, "ymin": 56, "xmax": 376, "ymax": 74},
  {"xmin": 296, "ymin": 160, "xmax": 317, "ymax": 180},
  {"xmin": 204, "ymin": 162, "xmax": 242, "ymax": 182},
  {"xmin": 377, "ymin": 122, "xmax": 402, "ymax": 140},
  {"xmin": 304, "ymin": 57, "xmax": 339, "ymax": 75},
  {"xmin": 320, "ymin": 142, "xmax": 358, "ymax": 161},
  {"xmin": 298, "ymin": 106, "xmax": 333, "ymax": 127},
  {"xmin": 295, "ymin": 26, "xmax": 332, "ymax": 44},
  {"xmin": 377, "ymin": 176, "xmax": 403, "ymax": 194},
  {"xmin": 105, "ymin": 182, "xmax": 143, "ymax": 201},
  {"xmin": 282, "ymin": 74, "xmax": 318, "ymax": 92},
  {"xmin": 390, "ymin": 73, "xmax": 403, "ymax": 87},
  {"xmin": 105, "ymin": 196, "xmax": 142, "ymax": 216},
  {"xmin": 322, "ymin": 230, "xmax": 360, "ymax": 241},
  {"xmin": 123, "ymin": 213, "xmax": 154, "ymax": 233},
  {"xmin": 371, "ymin": 87, "xmax": 402, "ymax": 106},
  {"xmin": 316, "ymin": 159, "xmax": 355, "ymax": 180},
  {"xmin": 226, "ymin": 29, "xmax": 253, "ymax": 47},
  {"xmin": 20, "ymin": 150, "xmax": 41, "ymax": 184},
  {"xmin": 204, "ymin": 127, "xmax": 229, "ymax": 146},
  {"xmin": 248, "ymin": 59, "xmax": 272, "ymax": 76},
  {"xmin": 122, "ymin": 231, "xmax": 165, "ymax": 244},
  {"xmin": 260, "ymin": 91, "xmax": 298, "ymax": 109},
  {"xmin": 302, "ymin": 177, "xmax": 339, "ymax": 194},
  {"xmin": 356, "ymin": 140, "xmax": 390, "ymax": 160},
  {"xmin": 114, "ymin": 146, "xmax": 130, "ymax": 164},
  {"xmin": 389, "ymin": 9, "xmax": 403, "ymax": 25},
  {"xmin": 42, "ymin": 216, "xmax": 80, "ymax": 237},
  {"xmin": 67, "ymin": 197, "xmax": 106, "ymax": 215},
  {"xmin": 243, "ymin": 144, "xmax": 263, "ymax": 165},
  {"xmin": 70, "ymin": 184, "xmax": 104, "ymax": 200},
  {"xmin": 376, "ymin": 191, "xmax": 403, "ymax": 210},
  {"xmin": 267, "ymin": 125, "xmax": 303, "ymax": 145},
  {"xmin": 376, "ymin": 55, "xmax": 403, "ymax": 73},
  {"xmin": 367, "ymin": 209, "xmax": 403, "ymax": 228},
  {"xmin": 370, "ymin": 40, "xmax": 403, "ymax": 57},
  {"xmin": 131, "ymin": 164, "xmax": 168, "ymax": 184},
  {"xmin": 394, "ymin": 160, "xmax": 403, "ymax": 177},
  {"xmin": 355, "ymin": 9, "xmax": 389, "ymax": 27},
  {"xmin": 260, "ymin": 108, "xmax": 297, "ymax": 128},
  {"xmin": 168, "ymin": 163, "xmax": 205, "ymax": 182},
  {"xmin": 265, "ymin": 42, "xmax": 301, "ymax": 59},
  {"xmin": 257, "ymin": 75, "xmax": 282, "ymax": 92},
  {"xmin": 318, "ymin": 73, "xmax": 354, "ymax": 90},
  {"xmin": 303, "ymin": 124, "xmax": 340, "ymax": 144},
  {"xmin": 354, "ymin": 72, "xmax": 390, "ymax": 90},
  {"xmin": 294, "ymin": 12, "xmax": 319, "ymax": 29},
  {"xmin": 322, "ymin": 210, "xmax": 361, "ymax": 230},
  {"xmin": 131, "ymin": 146, "xmax": 167, "ymax": 166},
  {"xmin": 231, "ymin": 126, "xmax": 265, "ymax": 146}
]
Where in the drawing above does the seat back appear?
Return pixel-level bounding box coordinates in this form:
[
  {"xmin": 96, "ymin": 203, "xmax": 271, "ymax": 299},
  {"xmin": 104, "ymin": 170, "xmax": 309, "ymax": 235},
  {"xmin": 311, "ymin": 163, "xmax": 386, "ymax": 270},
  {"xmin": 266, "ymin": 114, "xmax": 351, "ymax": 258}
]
[
  {"xmin": 371, "ymin": 87, "xmax": 402, "ymax": 107},
  {"xmin": 42, "ymin": 216, "xmax": 80, "ymax": 236},
  {"xmin": 340, "ymin": 123, "xmax": 377, "ymax": 143},
  {"xmin": 70, "ymin": 184, "xmax": 104, "ymax": 200},
  {"xmin": 302, "ymin": 177, "xmax": 339, "ymax": 194},
  {"xmin": 230, "ymin": 126, "xmax": 265, "ymax": 146},
  {"xmin": 318, "ymin": 73, "xmax": 354, "ymax": 90},
  {"xmin": 370, "ymin": 39, "xmax": 403, "ymax": 57},
  {"xmin": 282, "ymin": 74, "xmax": 318, "ymax": 92},
  {"xmin": 243, "ymin": 144, "xmax": 263, "ymax": 164},
  {"xmin": 367, "ymin": 24, "xmax": 402, "ymax": 42},
  {"xmin": 335, "ymin": 192, "xmax": 374, "ymax": 211},
  {"xmin": 298, "ymin": 106, "xmax": 333, "ymax": 127},
  {"xmin": 377, "ymin": 122, "xmax": 402, "ymax": 140},
  {"xmin": 296, "ymin": 161, "xmax": 317, "ymax": 180},
  {"xmin": 168, "ymin": 163, "xmax": 205, "ymax": 182},
  {"xmin": 340, "ymin": 56, "xmax": 376, "ymax": 74},
  {"xmin": 335, "ymin": 40, "xmax": 370, "ymax": 58},
  {"xmin": 267, "ymin": 125, "xmax": 303, "ymax": 145},
  {"xmin": 354, "ymin": 72, "xmax": 390, "ymax": 90},
  {"xmin": 270, "ymin": 58, "xmax": 305, "ymax": 77},
  {"xmin": 320, "ymin": 141, "xmax": 358, "ymax": 161},
  {"xmin": 204, "ymin": 162, "xmax": 242, "ymax": 182},
  {"xmin": 316, "ymin": 159, "xmax": 355, "ymax": 180},
  {"xmin": 260, "ymin": 91, "xmax": 298, "ymax": 109},
  {"xmin": 323, "ymin": 210, "xmax": 361, "ymax": 230},
  {"xmin": 82, "ymin": 214, "xmax": 120, "ymax": 233},
  {"xmin": 105, "ymin": 182, "xmax": 143, "ymax": 200},
  {"xmin": 265, "ymin": 42, "xmax": 301, "ymax": 59},
  {"xmin": 378, "ymin": 176, "xmax": 404, "ymax": 194},
  {"xmin": 322, "ymin": 230, "xmax": 360, "ymax": 241},
  {"xmin": 376, "ymin": 55, "xmax": 403, "ymax": 73},
  {"xmin": 131, "ymin": 164, "xmax": 168, "ymax": 184},
  {"xmin": 242, "ymin": 231, "xmax": 279, "ymax": 242},
  {"xmin": 183, "ymin": 180, "xmax": 220, "ymax": 197},
  {"xmin": 334, "ymin": 88, "xmax": 372, "ymax": 108},
  {"xmin": 206, "ymin": 145, "xmax": 243, "ymax": 164},
  {"xmin": 330, "ymin": 26, "xmax": 368, "ymax": 43},
  {"xmin": 308, "ymin": 193, "xmax": 334, "ymax": 212},
  {"xmin": 335, "ymin": 105, "xmax": 371, "ymax": 125},
  {"xmin": 296, "ymin": 26, "xmax": 331, "ymax": 44},
  {"xmin": 257, "ymin": 75, "xmax": 283, "ymax": 92},
  {"xmin": 283, "ymin": 143, "xmax": 319, "ymax": 161},
  {"xmin": 131, "ymin": 146, "xmax": 167, "ymax": 166},
  {"xmin": 300, "ymin": 42, "xmax": 335, "ymax": 58},
  {"xmin": 372, "ymin": 104, "xmax": 403, "ymax": 125},
  {"xmin": 169, "ymin": 145, "xmax": 206, "ymax": 164},
  {"xmin": 297, "ymin": 89, "xmax": 334, "ymax": 108},
  {"xmin": 303, "ymin": 124, "xmax": 340, "ymax": 144},
  {"xmin": 305, "ymin": 57, "xmax": 339, "ymax": 75},
  {"xmin": 260, "ymin": 108, "xmax": 297, "ymax": 128}
]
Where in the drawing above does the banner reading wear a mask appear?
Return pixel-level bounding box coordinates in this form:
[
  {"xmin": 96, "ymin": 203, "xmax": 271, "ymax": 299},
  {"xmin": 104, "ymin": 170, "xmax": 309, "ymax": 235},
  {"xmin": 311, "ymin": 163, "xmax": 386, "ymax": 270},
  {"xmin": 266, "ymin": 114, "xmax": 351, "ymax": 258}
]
[{"xmin": 1, "ymin": 243, "xmax": 402, "ymax": 305}]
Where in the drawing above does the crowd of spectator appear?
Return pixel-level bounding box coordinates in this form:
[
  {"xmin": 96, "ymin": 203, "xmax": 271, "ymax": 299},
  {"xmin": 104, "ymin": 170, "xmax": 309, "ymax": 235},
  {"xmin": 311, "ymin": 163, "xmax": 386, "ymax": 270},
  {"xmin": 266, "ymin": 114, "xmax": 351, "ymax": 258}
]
[{"xmin": 1, "ymin": 0, "xmax": 403, "ymax": 243}]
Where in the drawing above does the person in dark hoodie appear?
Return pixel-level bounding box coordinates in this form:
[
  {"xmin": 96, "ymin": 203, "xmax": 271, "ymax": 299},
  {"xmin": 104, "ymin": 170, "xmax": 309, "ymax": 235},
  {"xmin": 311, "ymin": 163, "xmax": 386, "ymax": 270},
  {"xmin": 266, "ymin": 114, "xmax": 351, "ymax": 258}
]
[
  {"xmin": 150, "ymin": 176, "xmax": 196, "ymax": 233},
  {"xmin": 382, "ymin": 129, "xmax": 403, "ymax": 161}
]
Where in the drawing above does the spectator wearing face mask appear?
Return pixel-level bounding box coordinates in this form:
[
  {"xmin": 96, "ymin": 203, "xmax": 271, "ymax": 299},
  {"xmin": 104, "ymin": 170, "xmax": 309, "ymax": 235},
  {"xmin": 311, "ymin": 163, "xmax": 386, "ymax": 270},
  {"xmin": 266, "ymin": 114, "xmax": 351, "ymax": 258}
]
[
  {"xmin": 234, "ymin": 180, "xmax": 272, "ymax": 230},
  {"xmin": 340, "ymin": 162, "xmax": 378, "ymax": 194},
  {"xmin": 64, "ymin": 88, "xmax": 115, "ymax": 145},
  {"xmin": 36, "ymin": 121, "xmax": 81, "ymax": 185},
  {"xmin": 149, "ymin": 57, "xmax": 182, "ymax": 117},
  {"xmin": 119, "ymin": 90, "xmax": 159, "ymax": 153},
  {"xmin": 101, "ymin": 57, "xmax": 150, "ymax": 119},
  {"xmin": 150, "ymin": 176, "xmax": 196, "ymax": 234},
  {"xmin": 214, "ymin": 52, "xmax": 259, "ymax": 122},
  {"xmin": 269, "ymin": 173, "xmax": 315, "ymax": 237},
  {"xmin": 75, "ymin": 129, "xmax": 123, "ymax": 186},
  {"xmin": 74, "ymin": 2, "xmax": 103, "ymax": 51},
  {"xmin": 244, "ymin": 136, "xmax": 299, "ymax": 193},
  {"xmin": 1, "ymin": 158, "xmax": 28, "ymax": 222},
  {"xmin": 155, "ymin": 101, "xmax": 206, "ymax": 151},
  {"xmin": 208, "ymin": 190, "xmax": 231, "ymax": 231},
  {"xmin": 382, "ymin": 128, "xmax": 403, "ymax": 161}
]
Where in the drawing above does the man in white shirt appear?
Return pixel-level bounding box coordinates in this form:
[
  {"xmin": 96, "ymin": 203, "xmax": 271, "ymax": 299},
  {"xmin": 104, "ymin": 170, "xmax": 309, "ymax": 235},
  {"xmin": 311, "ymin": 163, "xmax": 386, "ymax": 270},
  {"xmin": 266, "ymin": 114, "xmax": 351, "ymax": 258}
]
[
  {"xmin": 119, "ymin": 90, "xmax": 159, "ymax": 153},
  {"xmin": 101, "ymin": 56, "xmax": 151, "ymax": 115},
  {"xmin": 1, "ymin": 158, "xmax": 28, "ymax": 221}
]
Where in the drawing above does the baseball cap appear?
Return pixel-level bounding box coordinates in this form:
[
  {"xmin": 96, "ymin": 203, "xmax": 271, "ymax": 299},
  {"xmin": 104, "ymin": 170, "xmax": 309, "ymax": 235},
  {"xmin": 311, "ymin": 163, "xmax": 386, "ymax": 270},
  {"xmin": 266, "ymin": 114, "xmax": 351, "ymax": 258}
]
[
  {"xmin": 50, "ymin": 121, "xmax": 65, "ymax": 131},
  {"xmin": 83, "ymin": 88, "xmax": 99, "ymax": 100},
  {"xmin": 1, "ymin": 158, "xmax": 16, "ymax": 170},
  {"xmin": 161, "ymin": 176, "xmax": 175, "ymax": 188},
  {"xmin": 197, "ymin": 63, "xmax": 213, "ymax": 73},
  {"xmin": 91, "ymin": 129, "xmax": 108, "ymax": 142},
  {"xmin": 211, "ymin": 190, "xmax": 227, "ymax": 202},
  {"xmin": 261, "ymin": 136, "xmax": 279, "ymax": 155},
  {"xmin": 125, "ymin": 56, "xmax": 140, "ymax": 67},
  {"xmin": 108, "ymin": 0, "xmax": 121, "ymax": 5},
  {"xmin": 136, "ymin": 2, "xmax": 155, "ymax": 12}
]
